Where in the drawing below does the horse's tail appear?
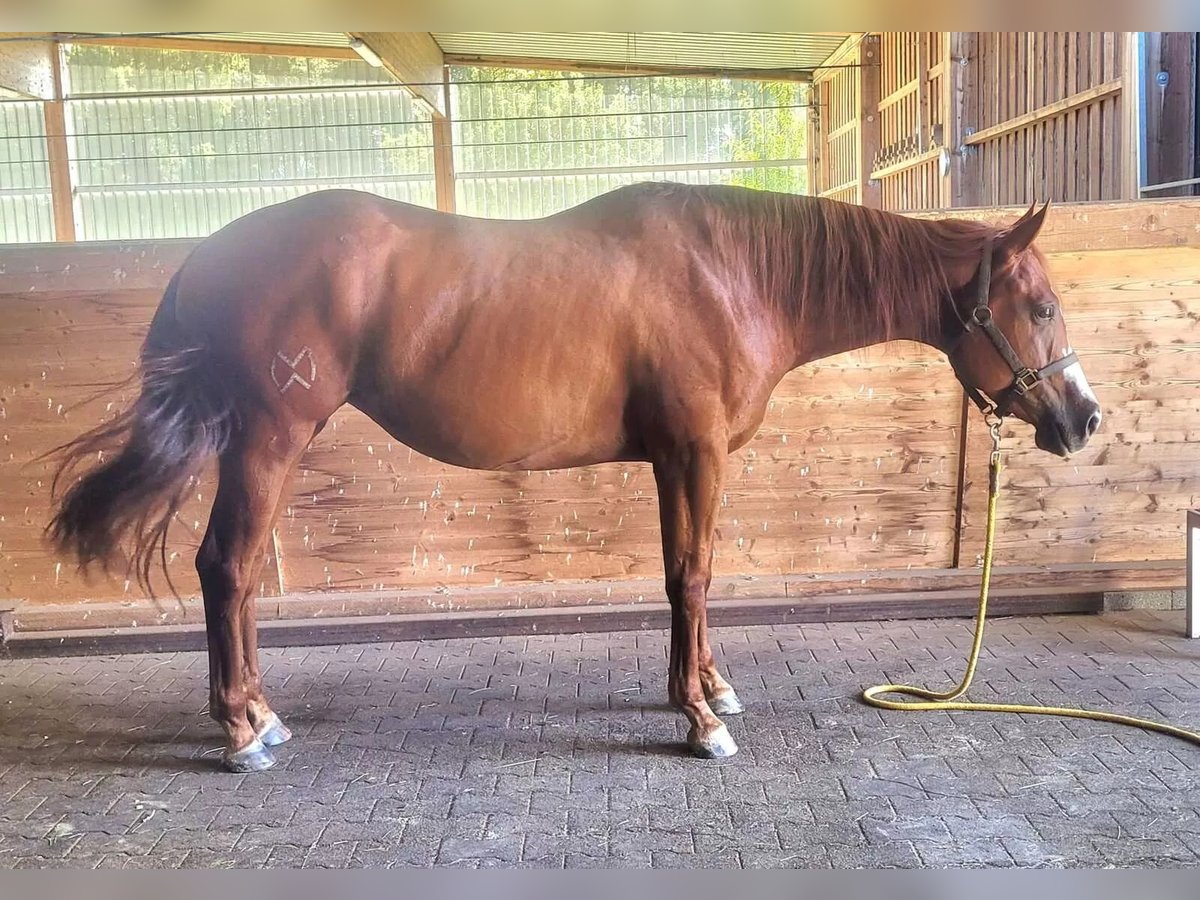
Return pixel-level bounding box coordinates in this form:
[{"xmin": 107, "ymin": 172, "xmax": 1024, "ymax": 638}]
[{"xmin": 46, "ymin": 270, "xmax": 236, "ymax": 594}]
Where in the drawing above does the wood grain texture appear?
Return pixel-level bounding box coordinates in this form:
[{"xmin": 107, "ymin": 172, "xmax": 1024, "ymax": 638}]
[
  {"xmin": 3, "ymin": 199, "xmax": 1199, "ymax": 617},
  {"xmin": 0, "ymin": 288, "xmax": 281, "ymax": 604},
  {"xmin": 958, "ymin": 245, "xmax": 1200, "ymax": 565},
  {"xmin": 353, "ymin": 32, "xmax": 445, "ymax": 115}
]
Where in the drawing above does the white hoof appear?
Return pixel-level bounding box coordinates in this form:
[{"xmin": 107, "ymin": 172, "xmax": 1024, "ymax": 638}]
[
  {"xmin": 709, "ymin": 689, "xmax": 745, "ymax": 716},
  {"xmin": 222, "ymin": 736, "xmax": 276, "ymax": 773},
  {"xmin": 688, "ymin": 723, "xmax": 739, "ymax": 759},
  {"xmin": 255, "ymin": 712, "xmax": 293, "ymax": 747}
]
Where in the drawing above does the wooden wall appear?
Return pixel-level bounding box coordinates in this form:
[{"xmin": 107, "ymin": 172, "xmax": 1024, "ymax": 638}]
[
  {"xmin": 961, "ymin": 32, "xmax": 1129, "ymax": 207},
  {"xmin": 1142, "ymin": 32, "xmax": 1198, "ymax": 197},
  {"xmin": 810, "ymin": 32, "xmax": 1138, "ymax": 212},
  {"xmin": 0, "ymin": 240, "xmax": 962, "ymax": 610},
  {"xmin": 872, "ymin": 31, "xmax": 951, "ymax": 211},
  {"xmin": 811, "ymin": 35, "xmax": 871, "ymax": 206},
  {"xmin": 2, "ymin": 198, "xmax": 1199, "ymax": 633}
]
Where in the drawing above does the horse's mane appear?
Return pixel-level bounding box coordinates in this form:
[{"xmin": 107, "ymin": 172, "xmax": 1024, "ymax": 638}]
[{"xmin": 626, "ymin": 183, "xmax": 999, "ymax": 346}]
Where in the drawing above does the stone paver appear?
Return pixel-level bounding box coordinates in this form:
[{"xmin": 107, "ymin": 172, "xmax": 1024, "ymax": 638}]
[{"xmin": 3, "ymin": 609, "xmax": 1200, "ymax": 868}]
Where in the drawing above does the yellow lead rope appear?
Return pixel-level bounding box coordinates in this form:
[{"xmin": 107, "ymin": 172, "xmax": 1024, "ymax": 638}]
[{"xmin": 861, "ymin": 427, "xmax": 1200, "ymax": 746}]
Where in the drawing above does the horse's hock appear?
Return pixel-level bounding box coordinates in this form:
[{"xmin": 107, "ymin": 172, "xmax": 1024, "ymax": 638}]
[{"xmin": 2, "ymin": 198, "xmax": 1200, "ymax": 645}]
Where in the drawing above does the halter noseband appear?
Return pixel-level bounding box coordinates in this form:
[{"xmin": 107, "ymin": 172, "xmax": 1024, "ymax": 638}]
[{"xmin": 954, "ymin": 237, "xmax": 1078, "ymax": 418}]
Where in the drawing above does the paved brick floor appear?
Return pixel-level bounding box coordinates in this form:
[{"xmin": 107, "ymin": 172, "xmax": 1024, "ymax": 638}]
[{"xmin": 3, "ymin": 610, "xmax": 1200, "ymax": 868}]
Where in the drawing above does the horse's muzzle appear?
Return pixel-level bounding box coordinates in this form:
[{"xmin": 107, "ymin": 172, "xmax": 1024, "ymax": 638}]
[{"xmin": 1036, "ymin": 399, "xmax": 1102, "ymax": 457}]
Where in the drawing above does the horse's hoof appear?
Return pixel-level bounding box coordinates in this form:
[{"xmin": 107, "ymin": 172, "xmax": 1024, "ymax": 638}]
[
  {"xmin": 222, "ymin": 737, "xmax": 276, "ymax": 773},
  {"xmin": 688, "ymin": 723, "xmax": 739, "ymax": 759},
  {"xmin": 709, "ymin": 689, "xmax": 745, "ymax": 716},
  {"xmin": 255, "ymin": 713, "xmax": 292, "ymax": 747}
]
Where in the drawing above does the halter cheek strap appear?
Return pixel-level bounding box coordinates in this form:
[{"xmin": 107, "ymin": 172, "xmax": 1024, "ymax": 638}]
[{"xmin": 955, "ymin": 237, "xmax": 1079, "ymax": 418}]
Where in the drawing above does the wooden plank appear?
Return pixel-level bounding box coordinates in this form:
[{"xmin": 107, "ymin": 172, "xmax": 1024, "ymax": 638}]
[
  {"xmin": 42, "ymin": 100, "xmax": 75, "ymax": 242},
  {"xmin": 433, "ymin": 115, "xmax": 455, "ymax": 213},
  {"xmin": 878, "ymin": 78, "xmax": 917, "ymax": 112},
  {"xmin": 0, "ymin": 241, "xmax": 196, "ymax": 294},
  {"xmin": 963, "ymin": 79, "xmax": 1122, "ymax": 147},
  {"xmin": 1, "ymin": 588, "xmax": 1106, "ymax": 658},
  {"xmin": 1189, "ymin": 509, "xmax": 1200, "ymax": 638},
  {"xmin": 859, "ymin": 35, "xmax": 881, "ymax": 209},
  {"xmin": 957, "ymin": 244, "xmax": 1200, "ymax": 567},
  {"xmin": 442, "ymin": 53, "xmax": 813, "ymax": 84},
  {"xmin": 354, "ymin": 31, "xmax": 445, "ymax": 115},
  {"xmin": 432, "ymin": 71, "xmax": 456, "ymax": 214},
  {"xmin": 915, "ymin": 33, "xmax": 928, "ymax": 151},
  {"xmin": 870, "ymin": 146, "xmax": 941, "ymax": 181},
  {"xmin": 15, "ymin": 560, "xmax": 1167, "ymax": 635},
  {"xmin": 0, "ymin": 286, "xmax": 277, "ymax": 603},
  {"xmin": 1089, "ymin": 34, "xmax": 1103, "ymax": 201}
]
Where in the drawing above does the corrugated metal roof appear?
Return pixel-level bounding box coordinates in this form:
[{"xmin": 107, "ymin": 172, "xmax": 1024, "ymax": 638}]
[{"xmin": 433, "ymin": 32, "xmax": 854, "ymax": 71}]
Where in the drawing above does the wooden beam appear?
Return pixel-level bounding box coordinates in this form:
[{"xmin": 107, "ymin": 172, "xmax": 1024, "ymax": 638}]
[
  {"xmin": 963, "ymin": 79, "xmax": 1123, "ymax": 146},
  {"xmin": 353, "ymin": 32, "xmax": 445, "ymax": 115},
  {"xmin": 944, "ymin": 32, "xmax": 970, "ymax": 207},
  {"xmin": 43, "ymin": 47, "xmax": 74, "ymax": 241},
  {"xmin": 432, "ymin": 68, "xmax": 456, "ymax": 213},
  {"xmin": 869, "ymin": 146, "xmax": 942, "ymax": 181},
  {"xmin": 858, "ymin": 34, "xmax": 882, "ymax": 208},
  {"xmin": 1188, "ymin": 509, "xmax": 1200, "ymax": 638},
  {"xmin": 443, "ymin": 53, "xmax": 813, "ymax": 84},
  {"xmin": 1123, "ymin": 31, "xmax": 1143, "ymax": 200},
  {"xmin": 0, "ymin": 33, "xmax": 55, "ymax": 98},
  {"xmin": 878, "ymin": 78, "xmax": 918, "ymax": 111},
  {"xmin": 1, "ymin": 587, "xmax": 1106, "ymax": 657},
  {"xmin": 915, "ymin": 33, "xmax": 928, "ymax": 151},
  {"xmin": 64, "ymin": 35, "xmax": 359, "ymax": 60}
]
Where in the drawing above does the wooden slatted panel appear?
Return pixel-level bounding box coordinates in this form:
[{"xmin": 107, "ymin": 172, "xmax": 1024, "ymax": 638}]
[
  {"xmin": 812, "ymin": 39, "xmax": 862, "ymax": 202},
  {"xmin": 964, "ymin": 32, "xmax": 1126, "ymax": 206},
  {"xmin": 872, "ymin": 32, "xmax": 948, "ymax": 211}
]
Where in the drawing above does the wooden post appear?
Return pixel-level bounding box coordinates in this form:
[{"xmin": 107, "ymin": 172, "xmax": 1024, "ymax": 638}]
[
  {"xmin": 1188, "ymin": 509, "xmax": 1200, "ymax": 638},
  {"xmin": 957, "ymin": 33, "xmax": 980, "ymax": 208},
  {"xmin": 943, "ymin": 32, "xmax": 968, "ymax": 207},
  {"xmin": 43, "ymin": 43, "xmax": 75, "ymax": 242},
  {"xmin": 915, "ymin": 33, "xmax": 928, "ymax": 152},
  {"xmin": 432, "ymin": 67, "xmax": 456, "ymax": 214},
  {"xmin": 1123, "ymin": 31, "xmax": 1143, "ymax": 199},
  {"xmin": 859, "ymin": 34, "xmax": 882, "ymax": 208}
]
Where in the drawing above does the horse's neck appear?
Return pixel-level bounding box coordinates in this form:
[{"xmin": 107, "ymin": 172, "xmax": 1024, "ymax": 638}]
[{"xmin": 788, "ymin": 304, "xmax": 938, "ymax": 369}]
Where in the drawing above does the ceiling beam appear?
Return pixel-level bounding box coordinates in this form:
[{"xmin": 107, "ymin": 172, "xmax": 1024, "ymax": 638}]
[
  {"xmin": 442, "ymin": 53, "xmax": 813, "ymax": 83},
  {"xmin": 0, "ymin": 33, "xmax": 56, "ymax": 99},
  {"xmin": 352, "ymin": 32, "xmax": 445, "ymax": 115}
]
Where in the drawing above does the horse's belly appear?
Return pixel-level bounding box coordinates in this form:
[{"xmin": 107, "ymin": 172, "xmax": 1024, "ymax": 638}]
[{"xmin": 354, "ymin": 377, "xmax": 634, "ymax": 472}]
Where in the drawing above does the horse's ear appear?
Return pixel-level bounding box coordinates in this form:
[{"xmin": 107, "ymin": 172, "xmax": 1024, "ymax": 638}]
[{"xmin": 994, "ymin": 200, "xmax": 1050, "ymax": 271}]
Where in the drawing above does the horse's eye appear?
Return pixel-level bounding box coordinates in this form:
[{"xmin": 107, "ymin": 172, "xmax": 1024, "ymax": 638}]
[{"xmin": 1035, "ymin": 304, "xmax": 1056, "ymax": 321}]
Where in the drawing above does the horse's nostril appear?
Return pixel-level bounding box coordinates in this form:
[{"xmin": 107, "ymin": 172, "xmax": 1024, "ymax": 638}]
[{"xmin": 1086, "ymin": 409, "xmax": 1102, "ymax": 437}]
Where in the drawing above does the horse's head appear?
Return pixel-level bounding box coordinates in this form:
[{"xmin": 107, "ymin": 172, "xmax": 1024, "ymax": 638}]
[{"xmin": 948, "ymin": 203, "xmax": 1101, "ymax": 457}]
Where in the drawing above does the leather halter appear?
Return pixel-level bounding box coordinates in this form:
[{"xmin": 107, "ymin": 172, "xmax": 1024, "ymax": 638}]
[{"xmin": 954, "ymin": 237, "xmax": 1078, "ymax": 418}]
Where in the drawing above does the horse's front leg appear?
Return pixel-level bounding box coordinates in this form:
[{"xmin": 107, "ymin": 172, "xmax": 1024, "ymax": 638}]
[{"xmin": 653, "ymin": 441, "xmax": 741, "ymax": 758}]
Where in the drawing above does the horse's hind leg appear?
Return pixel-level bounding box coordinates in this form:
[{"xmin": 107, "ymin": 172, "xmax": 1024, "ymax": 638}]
[
  {"xmin": 654, "ymin": 440, "xmax": 741, "ymax": 758},
  {"xmin": 240, "ymin": 486, "xmax": 298, "ymax": 749},
  {"xmin": 197, "ymin": 416, "xmax": 313, "ymax": 772}
]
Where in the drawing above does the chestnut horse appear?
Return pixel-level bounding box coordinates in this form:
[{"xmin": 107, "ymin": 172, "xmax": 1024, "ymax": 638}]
[{"xmin": 48, "ymin": 184, "xmax": 1101, "ymax": 772}]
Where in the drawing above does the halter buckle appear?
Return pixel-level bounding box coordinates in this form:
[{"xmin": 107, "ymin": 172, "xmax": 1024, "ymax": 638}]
[{"xmin": 1012, "ymin": 368, "xmax": 1040, "ymax": 395}]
